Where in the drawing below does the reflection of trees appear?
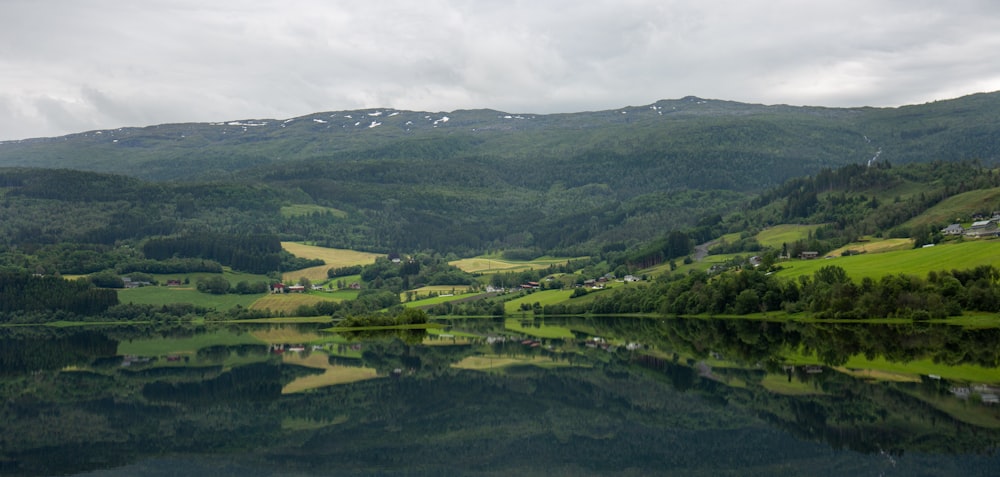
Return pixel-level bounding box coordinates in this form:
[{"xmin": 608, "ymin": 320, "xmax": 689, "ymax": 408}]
[
  {"xmin": 4, "ymin": 321, "xmax": 1000, "ymax": 476},
  {"xmin": 0, "ymin": 329, "xmax": 118, "ymax": 376}
]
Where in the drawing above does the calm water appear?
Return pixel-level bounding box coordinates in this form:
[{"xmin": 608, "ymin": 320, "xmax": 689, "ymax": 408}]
[{"xmin": 2, "ymin": 317, "xmax": 999, "ymax": 476}]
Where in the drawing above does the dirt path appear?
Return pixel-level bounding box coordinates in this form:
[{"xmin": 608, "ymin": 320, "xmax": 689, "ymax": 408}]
[{"xmin": 693, "ymin": 240, "xmax": 718, "ymax": 261}]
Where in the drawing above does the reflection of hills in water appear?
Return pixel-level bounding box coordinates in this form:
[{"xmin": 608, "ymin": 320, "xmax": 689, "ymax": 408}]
[{"xmin": 1, "ymin": 319, "xmax": 999, "ymax": 476}]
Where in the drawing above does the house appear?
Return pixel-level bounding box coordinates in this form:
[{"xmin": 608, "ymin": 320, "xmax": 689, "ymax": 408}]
[
  {"xmin": 271, "ymin": 283, "xmax": 286, "ymax": 293},
  {"xmin": 965, "ymin": 219, "xmax": 998, "ymax": 237},
  {"xmin": 941, "ymin": 223, "xmax": 965, "ymax": 235},
  {"xmin": 748, "ymin": 256, "xmax": 763, "ymax": 267},
  {"xmin": 799, "ymin": 251, "xmax": 819, "ymax": 260},
  {"xmin": 288, "ymin": 285, "xmax": 306, "ymax": 293},
  {"xmin": 623, "ymin": 275, "xmax": 640, "ymax": 282},
  {"xmin": 166, "ymin": 279, "xmax": 182, "ymax": 286},
  {"xmin": 122, "ymin": 277, "xmax": 151, "ymax": 288},
  {"xmin": 348, "ymin": 282, "xmax": 361, "ymax": 290}
]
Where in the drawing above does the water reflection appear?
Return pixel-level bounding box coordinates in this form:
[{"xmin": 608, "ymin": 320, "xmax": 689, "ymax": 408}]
[{"xmin": 1, "ymin": 317, "xmax": 999, "ymax": 476}]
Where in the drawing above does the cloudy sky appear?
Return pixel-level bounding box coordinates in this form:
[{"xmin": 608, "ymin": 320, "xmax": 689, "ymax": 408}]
[{"xmin": 2, "ymin": 0, "xmax": 999, "ymax": 141}]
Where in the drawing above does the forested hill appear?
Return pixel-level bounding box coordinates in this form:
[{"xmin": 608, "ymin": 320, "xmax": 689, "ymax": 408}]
[{"xmin": 1, "ymin": 92, "xmax": 998, "ymax": 189}]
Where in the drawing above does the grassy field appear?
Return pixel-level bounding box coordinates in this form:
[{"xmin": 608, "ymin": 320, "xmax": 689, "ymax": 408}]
[
  {"xmin": 280, "ymin": 242, "xmax": 381, "ymax": 282},
  {"xmin": 280, "ymin": 204, "xmax": 348, "ymax": 219},
  {"xmin": 756, "ymin": 224, "xmax": 826, "ymax": 249},
  {"xmin": 119, "ymin": 286, "xmax": 263, "ymax": 309},
  {"xmin": 403, "ymin": 291, "xmax": 486, "ymax": 308},
  {"xmin": 450, "ymin": 255, "xmax": 584, "ymax": 274},
  {"xmin": 773, "ymin": 239, "xmax": 1000, "ymax": 281},
  {"xmin": 826, "ymin": 237, "xmax": 913, "ymax": 257},
  {"xmin": 502, "ymin": 289, "xmax": 576, "ymax": 314},
  {"xmin": 405, "ymin": 285, "xmax": 474, "ymax": 299},
  {"xmin": 899, "ymin": 187, "xmax": 1000, "ymax": 230},
  {"xmin": 249, "ymin": 293, "xmax": 337, "ymax": 314}
]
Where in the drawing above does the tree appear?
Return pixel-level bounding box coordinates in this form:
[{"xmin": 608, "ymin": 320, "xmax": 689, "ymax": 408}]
[{"xmin": 196, "ymin": 276, "xmax": 230, "ymax": 295}]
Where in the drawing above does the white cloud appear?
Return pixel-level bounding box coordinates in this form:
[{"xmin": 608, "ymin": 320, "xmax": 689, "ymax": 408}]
[{"xmin": 1, "ymin": 0, "xmax": 1000, "ymax": 140}]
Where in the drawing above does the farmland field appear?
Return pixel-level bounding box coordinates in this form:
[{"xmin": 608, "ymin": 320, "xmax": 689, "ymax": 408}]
[
  {"xmin": 826, "ymin": 238, "xmax": 913, "ymax": 257},
  {"xmin": 250, "ymin": 293, "xmax": 336, "ymax": 314},
  {"xmin": 773, "ymin": 239, "xmax": 1000, "ymax": 281},
  {"xmin": 118, "ymin": 286, "xmax": 263, "ymax": 309},
  {"xmin": 280, "ymin": 242, "xmax": 382, "ymax": 282},
  {"xmin": 450, "ymin": 255, "xmax": 584, "ymax": 273},
  {"xmin": 502, "ymin": 289, "xmax": 576, "ymax": 314}
]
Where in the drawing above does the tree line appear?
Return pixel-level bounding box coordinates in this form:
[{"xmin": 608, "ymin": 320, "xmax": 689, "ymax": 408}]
[{"xmin": 542, "ymin": 264, "xmax": 1000, "ymax": 320}]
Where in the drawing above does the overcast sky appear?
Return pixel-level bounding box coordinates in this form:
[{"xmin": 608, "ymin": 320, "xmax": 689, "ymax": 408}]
[{"xmin": 2, "ymin": 0, "xmax": 999, "ymax": 141}]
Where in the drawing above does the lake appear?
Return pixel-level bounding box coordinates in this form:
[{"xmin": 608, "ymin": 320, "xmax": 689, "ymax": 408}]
[{"xmin": 2, "ymin": 316, "xmax": 999, "ymax": 476}]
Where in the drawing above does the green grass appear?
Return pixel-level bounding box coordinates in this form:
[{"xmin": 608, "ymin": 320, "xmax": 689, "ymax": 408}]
[
  {"xmin": 403, "ymin": 292, "xmax": 487, "ymax": 308},
  {"xmin": 756, "ymin": 224, "xmax": 825, "ymax": 249},
  {"xmin": 280, "ymin": 204, "xmax": 348, "ymax": 219},
  {"xmin": 502, "ymin": 289, "xmax": 576, "ymax": 314},
  {"xmin": 773, "ymin": 240, "xmax": 1000, "ymax": 281},
  {"xmin": 149, "ymin": 269, "xmax": 271, "ymax": 286},
  {"xmin": 119, "ymin": 286, "xmax": 263, "ymax": 309},
  {"xmin": 450, "ymin": 254, "xmax": 586, "ymax": 274}
]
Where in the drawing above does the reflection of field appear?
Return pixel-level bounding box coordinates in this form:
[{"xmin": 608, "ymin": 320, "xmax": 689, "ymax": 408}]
[
  {"xmin": 834, "ymin": 367, "xmax": 921, "ymax": 382},
  {"xmin": 251, "ymin": 328, "xmax": 324, "ymax": 344},
  {"xmin": 280, "ymin": 242, "xmax": 381, "ymax": 282},
  {"xmin": 760, "ymin": 374, "xmax": 827, "ymax": 396},
  {"xmin": 281, "ymin": 353, "xmax": 379, "ymax": 393},
  {"xmin": 451, "ymin": 354, "xmax": 571, "ymax": 370}
]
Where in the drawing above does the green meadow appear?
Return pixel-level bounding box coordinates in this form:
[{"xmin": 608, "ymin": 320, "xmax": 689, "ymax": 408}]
[
  {"xmin": 503, "ymin": 289, "xmax": 576, "ymax": 314},
  {"xmin": 118, "ymin": 286, "xmax": 263, "ymax": 309},
  {"xmin": 773, "ymin": 239, "xmax": 1000, "ymax": 281},
  {"xmin": 450, "ymin": 254, "xmax": 585, "ymax": 274}
]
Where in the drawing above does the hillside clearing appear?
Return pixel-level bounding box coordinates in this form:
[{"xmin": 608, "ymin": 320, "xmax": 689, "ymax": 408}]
[
  {"xmin": 280, "ymin": 204, "xmax": 348, "ymax": 219},
  {"xmin": 450, "ymin": 255, "xmax": 582, "ymax": 274},
  {"xmin": 756, "ymin": 224, "xmax": 826, "ymax": 249}
]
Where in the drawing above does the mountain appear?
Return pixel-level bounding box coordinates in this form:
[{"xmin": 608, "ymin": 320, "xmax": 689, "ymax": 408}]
[
  {"xmin": 1, "ymin": 92, "xmax": 999, "ymax": 260},
  {"xmin": 2, "ymin": 92, "xmax": 999, "ymax": 186}
]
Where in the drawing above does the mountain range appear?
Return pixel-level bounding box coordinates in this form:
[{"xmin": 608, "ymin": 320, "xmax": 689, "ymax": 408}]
[{"xmin": 1, "ymin": 92, "xmax": 998, "ymax": 256}]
